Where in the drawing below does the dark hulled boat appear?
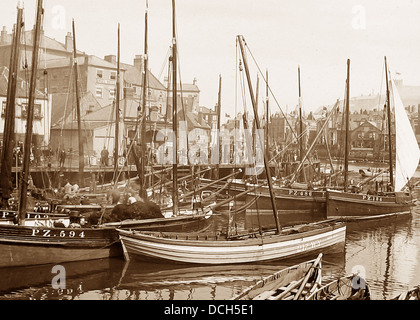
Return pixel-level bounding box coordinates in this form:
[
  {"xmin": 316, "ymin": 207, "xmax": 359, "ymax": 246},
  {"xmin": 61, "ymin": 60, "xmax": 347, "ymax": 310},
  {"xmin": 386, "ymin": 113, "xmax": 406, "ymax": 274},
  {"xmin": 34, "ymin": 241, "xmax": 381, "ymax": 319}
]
[{"xmin": 326, "ymin": 58, "xmax": 419, "ymax": 220}]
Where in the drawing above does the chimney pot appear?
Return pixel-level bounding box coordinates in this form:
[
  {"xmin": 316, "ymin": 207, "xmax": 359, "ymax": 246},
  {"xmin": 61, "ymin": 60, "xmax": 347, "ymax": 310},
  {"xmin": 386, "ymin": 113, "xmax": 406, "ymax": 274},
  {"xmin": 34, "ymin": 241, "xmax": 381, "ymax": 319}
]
[
  {"xmin": 134, "ymin": 54, "xmax": 144, "ymax": 72},
  {"xmin": 65, "ymin": 32, "xmax": 73, "ymax": 51},
  {"xmin": 0, "ymin": 26, "xmax": 7, "ymax": 45},
  {"xmin": 104, "ymin": 55, "xmax": 117, "ymax": 64}
]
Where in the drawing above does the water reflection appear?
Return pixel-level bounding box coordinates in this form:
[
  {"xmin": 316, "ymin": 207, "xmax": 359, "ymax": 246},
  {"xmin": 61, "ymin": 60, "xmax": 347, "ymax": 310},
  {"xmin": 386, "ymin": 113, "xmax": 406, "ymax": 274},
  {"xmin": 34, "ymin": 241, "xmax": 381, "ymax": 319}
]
[{"xmin": 0, "ymin": 190, "xmax": 419, "ymax": 300}]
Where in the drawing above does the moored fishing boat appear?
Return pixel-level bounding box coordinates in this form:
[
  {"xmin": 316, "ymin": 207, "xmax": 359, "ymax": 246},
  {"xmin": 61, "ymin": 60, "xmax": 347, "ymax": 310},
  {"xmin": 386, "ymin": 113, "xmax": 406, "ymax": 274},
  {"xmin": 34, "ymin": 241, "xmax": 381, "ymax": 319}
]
[
  {"xmin": 0, "ymin": 223, "xmax": 121, "ymax": 268},
  {"xmin": 326, "ymin": 58, "xmax": 419, "ymax": 219},
  {"xmin": 118, "ymin": 220, "xmax": 345, "ymax": 265}
]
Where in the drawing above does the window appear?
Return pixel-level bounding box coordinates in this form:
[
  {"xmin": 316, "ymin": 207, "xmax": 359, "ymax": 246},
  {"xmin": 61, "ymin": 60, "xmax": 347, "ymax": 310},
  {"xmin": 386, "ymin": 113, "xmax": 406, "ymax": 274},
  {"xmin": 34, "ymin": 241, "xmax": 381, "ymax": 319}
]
[
  {"xmin": 110, "ymin": 88, "xmax": 116, "ymax": 99},
  {"xmin": 21, "ymin": 103, "xmax": 28, "ymax": 117},
  {"xmin": 110, "ymin": 71, "xmax": 116, "ymax": 80},
  {"xmin": 34, "ymin": 104, "xmax": 42, "ymax": 118},
  {"xmin": 97, "ymin": 69, "xmax": 103, "ymax": 79},
  {"xmin": 1, "ymin": 101, "xmax": 6, "ymax": 117},
  {"xmin": 96, "ymin": 87, "xmax": 103, "ymax": 98}
]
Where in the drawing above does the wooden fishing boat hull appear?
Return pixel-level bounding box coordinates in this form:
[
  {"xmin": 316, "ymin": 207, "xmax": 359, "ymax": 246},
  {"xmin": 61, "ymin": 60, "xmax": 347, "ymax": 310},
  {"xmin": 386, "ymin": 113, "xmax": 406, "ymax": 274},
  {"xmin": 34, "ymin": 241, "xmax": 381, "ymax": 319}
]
[
  {"xmin": 0, "ymin": 224, "xmax": 122, "ymax": 268},
  {"xmin": 102, "ymin": 213, "xmax": 213, "ymax": 233},
  {"xmin": 326, "ymin": 190, "xmax": 415, "ymax": 218},
  {"xmin": 233, "ymin": 254, "xmax": 322, "ymax": 300},
  {"xmin": 306, "ymin": 274, "xmax": 370, "ymax": 300},
  {"xmin": 249, "ymin": 187, "xmax": 326, "ymax": 210},
  {"xmin": 118, "ymin": 221, "xmax": 346, "ymax": 265},
  {"xmin": 330, "ymin": 211, "xmax": 412, "ymax": 231},
  {"xmin": 0, "ymin": 210, "xmax": 71, "ymax": 227},
  {"xmin": 246, "ymin": 188, "xmax": 327, "ymax": 227}
]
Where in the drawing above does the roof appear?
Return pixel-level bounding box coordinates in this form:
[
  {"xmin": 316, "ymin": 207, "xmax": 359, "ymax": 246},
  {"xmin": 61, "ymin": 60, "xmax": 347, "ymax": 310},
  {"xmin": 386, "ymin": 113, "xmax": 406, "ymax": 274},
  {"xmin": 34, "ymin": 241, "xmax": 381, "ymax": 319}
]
[
  {"xmin": 0, "ymin": 30, "xmax": 84, "ymax": 55},
  {"xmin": 178, "ymin": 83, "xmax": 200, "ymax": 93},
  {"xmin": 43, "ymin": 55, "xmax": 124, "ymax": 70},
  {"xmin": 120, "ymin": 62, "xmax": 165, "ymax": 91},
  {"xmin": 0, "ymin": 66, "xmax": 45, "ymax": 99},
  {"xmin": 51, "ymin": 91, "xmax": 102, "ymax": 128},
  {"xmin": 352, "ymin": 120, "xmax": 381, "ymax": 132},
  {"xmin": 184, "ymin": 112, "xmax": 210, "ymax": 131}
]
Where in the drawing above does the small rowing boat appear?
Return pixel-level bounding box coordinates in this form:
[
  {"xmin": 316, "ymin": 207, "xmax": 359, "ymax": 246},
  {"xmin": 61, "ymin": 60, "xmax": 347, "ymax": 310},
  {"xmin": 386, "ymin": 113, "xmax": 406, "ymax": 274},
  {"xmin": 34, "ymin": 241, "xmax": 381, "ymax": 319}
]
[{"xmin": 232, "ymin": 254, "xmax": 322, "ymax": 300}]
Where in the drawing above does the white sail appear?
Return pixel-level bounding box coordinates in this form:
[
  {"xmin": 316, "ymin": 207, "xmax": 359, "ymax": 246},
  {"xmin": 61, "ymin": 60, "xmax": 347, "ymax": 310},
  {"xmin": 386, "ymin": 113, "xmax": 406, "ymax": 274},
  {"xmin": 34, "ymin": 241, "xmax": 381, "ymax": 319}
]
[{"xmin": 391, "ymin": 79, "xmax": 420, "ymax": 191}]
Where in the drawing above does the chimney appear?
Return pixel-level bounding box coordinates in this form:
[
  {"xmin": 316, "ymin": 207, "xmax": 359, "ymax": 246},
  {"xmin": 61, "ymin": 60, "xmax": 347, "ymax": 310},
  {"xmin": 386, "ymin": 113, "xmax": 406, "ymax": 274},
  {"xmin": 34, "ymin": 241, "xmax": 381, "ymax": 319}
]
[
  {"xmin": 65, "ymin": 32, "xmax": 73, "ymax": 51},
  {"xmin": 0, "ymin": 26, "xmax": 7, "ymax": 45},
  {"xmin": 134, "ymin": 54, "xmax": 143, "ymax": 72},
  {"xmin": 193, "ymin": 77, "xmax": 197, "ymax": 86},
  {"xmin": 104, "ymin": 55, "xmax": 116, "ymax": 64}
]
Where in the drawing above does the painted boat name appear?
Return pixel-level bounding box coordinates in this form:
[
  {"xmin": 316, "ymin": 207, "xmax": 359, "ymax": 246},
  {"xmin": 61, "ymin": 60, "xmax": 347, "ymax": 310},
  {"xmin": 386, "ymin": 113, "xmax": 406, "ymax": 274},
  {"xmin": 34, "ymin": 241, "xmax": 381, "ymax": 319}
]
[
  {"xmin": 362, "ymin": 195, "xmax": 383, "ymax": 202},
  {"xmin": 297, "ymin": 240, "xmax": 321, "ymax": 253},
  {"xmin": 288, "ymin": 190, "xmax": 313, "ymax": 197},
  {"xmin": 31, "ymin": 229, "xmax": 86, "ymax": 238}
]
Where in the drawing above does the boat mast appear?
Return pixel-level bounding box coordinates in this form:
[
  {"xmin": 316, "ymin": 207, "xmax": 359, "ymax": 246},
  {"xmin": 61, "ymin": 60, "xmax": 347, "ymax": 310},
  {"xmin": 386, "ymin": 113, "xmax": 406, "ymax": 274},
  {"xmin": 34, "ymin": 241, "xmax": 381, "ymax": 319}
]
[
  {"xmin": 139, "ymin": 1, "xmax": 148, "ymax": 199},
  {"xmin": 18, "ymin": 0, "xmax": 43, "ymax": 222},
  {"xmin": 72, "ymin": 19, "xmax": 84, "ymax": 186},
  {"xmin": 215, "ymin": 74, "xmax": 222, "ymax": 179},
  {"xmin": 237, "ymin": 35, "xmax": 281, "ymax": 233},
  {"xmin": 298, "ymin": 66, "xmax": 303, "ymax": 165},
  {"xmin": 114, "ymin": 24, "xmax": 121, "ymax": 185},
  {"xmin": 265, "ymin": 69, "xmax": 269, "ymax": 160},
  {"xmin": 384, "ymin": 56, "xmax": 394, "ymax": 189},
  {"xmin": 171, "ymin": 0, "xmax": 178, "ymax": 216},
  {"xmin": 344, "ymin": 59, "xmax": 350, "ymax": 192},
  {"xmin": 297, "ymin": 66, "xmax": 305, "ymax": 182},
  {"xmin": 1, "ymin": 6, "xmax": 23, "ymax": 207}
]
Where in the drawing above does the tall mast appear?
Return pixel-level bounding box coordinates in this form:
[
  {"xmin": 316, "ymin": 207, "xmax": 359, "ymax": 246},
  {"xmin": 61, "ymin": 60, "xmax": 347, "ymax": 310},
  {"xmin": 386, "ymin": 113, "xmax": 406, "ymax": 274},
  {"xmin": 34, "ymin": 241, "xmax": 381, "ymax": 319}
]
[
  {"xmin": 265, "ymin": 69, "xmax": 269, "ymax": 160},
  {"xmin": 1, "ymin": 6, "xmax": 23, "ymax": 207},
  {"xmin": 72, "ymin": 19, "xmax": 84, "ymax": 186},
  {"xmin": 139, "ymin": 1, "xmax": 148, "ymax": 199},
  {"xmin": 237, "ymin": 35, "xmax": 281, "ymax": 233},
  {"xmin": 344, "ymin": 59, "xmax": 350, "ymax": 192},
  {"xmin": 215, "ymin": 74, "xmax": 222, "ymax": 179},
  {"xmin": 18, "ymin": 0, "xmax": 43, "ymax": 222},
  {"xmin": 384, "ymin": 56, "xmax": 394, "ymax": 188},
  {"xmin": 171, "ymin": 0, "xmax": 178, "ymax": 216},
  {"xmin": 298, "ymin": 65, "xmax": 303, "ymax": 164},
  {"xmin": 114, "ymin": 24, "xmax": 121, "ymax": 184},
  {"xmin": 253, "ymin": 75, "xmax": 259, "ymax": 157}
]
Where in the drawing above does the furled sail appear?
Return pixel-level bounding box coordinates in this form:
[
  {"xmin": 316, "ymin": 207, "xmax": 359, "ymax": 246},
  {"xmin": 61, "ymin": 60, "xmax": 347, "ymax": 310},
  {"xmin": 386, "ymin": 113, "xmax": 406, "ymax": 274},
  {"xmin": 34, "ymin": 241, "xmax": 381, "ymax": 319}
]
[{"xmin": 391, "ymin": 79, "xmax": 420, "ymax": 191}]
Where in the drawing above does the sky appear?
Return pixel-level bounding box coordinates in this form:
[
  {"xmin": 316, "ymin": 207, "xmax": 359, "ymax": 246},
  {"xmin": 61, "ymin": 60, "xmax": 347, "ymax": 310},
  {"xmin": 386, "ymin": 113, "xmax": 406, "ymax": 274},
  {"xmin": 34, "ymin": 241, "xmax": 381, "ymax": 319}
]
[{"xmin": 2, "ymin": 0, "xmax": 420, "ymax": 121}]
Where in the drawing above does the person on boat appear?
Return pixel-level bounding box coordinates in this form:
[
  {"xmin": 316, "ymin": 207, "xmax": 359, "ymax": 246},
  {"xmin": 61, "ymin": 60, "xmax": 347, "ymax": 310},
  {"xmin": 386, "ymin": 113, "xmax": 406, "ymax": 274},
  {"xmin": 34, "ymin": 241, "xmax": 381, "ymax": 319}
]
[
  {"xmin": 107, "ymin": 189, "xmax": 121, "ymax": 204},
  {"xmin": 64, "ymin": 181, "xmax": 72, "ymax": 199},
  {"xmin": 72, "ymin": 183, "xmax": 79, "ymax": 195},
  {"xmin": 192, "ymin": 194, "xmax": 203, "ymax": 213},
  {"xmin": 128, "ymin": 195, "xmax": 137, "ymax": 204},
  {"xmin": 28, "ymin": 175, "xmax": 34, "ymax": 191}
]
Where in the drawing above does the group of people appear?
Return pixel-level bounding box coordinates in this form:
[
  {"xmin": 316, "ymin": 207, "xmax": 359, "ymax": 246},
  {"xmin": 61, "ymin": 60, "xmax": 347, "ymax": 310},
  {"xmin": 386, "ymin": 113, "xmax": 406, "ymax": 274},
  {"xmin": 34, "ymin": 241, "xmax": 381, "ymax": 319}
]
[{"xmin": 62, "ymin": 181, "xmax": 80, "ymax": 200}]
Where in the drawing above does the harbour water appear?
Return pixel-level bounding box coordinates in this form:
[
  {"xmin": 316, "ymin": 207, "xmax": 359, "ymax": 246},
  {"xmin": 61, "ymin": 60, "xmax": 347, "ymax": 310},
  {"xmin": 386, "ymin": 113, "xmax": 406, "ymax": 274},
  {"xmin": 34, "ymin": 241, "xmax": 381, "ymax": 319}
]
[{"xmin": 0, "ymin": 189, "xmax": 419, "ymax": 300}]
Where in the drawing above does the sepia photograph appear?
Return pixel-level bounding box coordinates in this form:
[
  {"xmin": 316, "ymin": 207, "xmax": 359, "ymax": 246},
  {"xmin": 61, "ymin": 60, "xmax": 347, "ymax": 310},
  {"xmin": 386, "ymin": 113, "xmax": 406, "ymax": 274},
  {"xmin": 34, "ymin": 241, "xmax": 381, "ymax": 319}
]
[{"xmin": 0, "ymin": 0, "xmax": 419, "ymax": 307}]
